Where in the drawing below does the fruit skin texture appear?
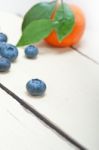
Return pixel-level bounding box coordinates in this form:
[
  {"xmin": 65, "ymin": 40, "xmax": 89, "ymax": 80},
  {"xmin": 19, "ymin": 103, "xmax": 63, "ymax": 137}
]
[
  {"xmin": 0, "ymin": 33, "xmax": 7, "ymax": 43},
  {"xmin": 0, "ymin": 42, "xmax": 4, "ymax": 54},
  {"xmin": 0, "ymin": 43, "xmax": 18, "ymax": 62},
  {"xmin": 0, "ymin": 57, "xmax": 11, "ymax": 72},
  {"xmin": 26, "ymin": 79, "xmax": 46, "ymax": 96},
  {"xmin": 25, "ymin": 45, "xmax": 39, "ymax": 58},
  {"xmin": 45, "ymin": 5, "xmax": 85, "ymax": 47}
]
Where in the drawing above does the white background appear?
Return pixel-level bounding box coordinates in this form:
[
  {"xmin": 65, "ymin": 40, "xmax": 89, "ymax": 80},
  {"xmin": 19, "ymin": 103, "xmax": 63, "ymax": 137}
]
[
  {"xmin": 0, "ymin": 0, "xmax": 91, "ymax": 15},
  {"xmin": 0, "ymin": 0, "xmax": 39, "ymax": 15}
]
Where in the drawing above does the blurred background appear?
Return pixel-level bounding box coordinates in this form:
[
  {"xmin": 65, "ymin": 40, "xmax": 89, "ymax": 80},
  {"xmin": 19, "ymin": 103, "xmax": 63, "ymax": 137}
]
[
  {"xmin": 0, "ymin": 0, "xmax": 92, "ymax": 17},
  {"xmin": 0, "ymin": 0, "xmax": 37, "ymax": 16}
]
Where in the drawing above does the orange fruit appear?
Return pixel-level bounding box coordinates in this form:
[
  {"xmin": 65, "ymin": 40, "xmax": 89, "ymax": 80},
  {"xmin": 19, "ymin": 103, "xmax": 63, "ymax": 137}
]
[{"xmin": 44, "ymin": 4, "xmax": 85, "ymax": 47}]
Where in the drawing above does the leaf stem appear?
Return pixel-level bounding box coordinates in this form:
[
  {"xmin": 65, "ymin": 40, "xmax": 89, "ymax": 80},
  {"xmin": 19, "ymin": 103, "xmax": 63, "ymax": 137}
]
[
  {"xmin": 60, "ymin": 0, "xmax": 65, "ymax": 18},
  {"xmin": 61, "ymin": 0, "xmax": 64, "ymax": 6}
]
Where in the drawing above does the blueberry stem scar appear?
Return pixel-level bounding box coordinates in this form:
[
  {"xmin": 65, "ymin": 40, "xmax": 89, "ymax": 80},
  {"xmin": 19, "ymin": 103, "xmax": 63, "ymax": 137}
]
[{"xmin": 0, "ymin": 83, "xmax": 87, "ymax": 150}]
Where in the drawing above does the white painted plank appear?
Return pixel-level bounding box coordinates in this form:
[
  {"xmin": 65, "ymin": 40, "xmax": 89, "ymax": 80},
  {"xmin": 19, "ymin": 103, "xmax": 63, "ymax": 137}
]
[
  {"xmin": 0, "ymin": 12, "xmax": 22, "ymax": 44},
  {"xmin": 1, "ymin": 46, "xmax": 99, "ymax": 150},
  {"xmin": 0, "ymin": 89, "xmax": 73, "ymax": 150},
  {"xmin": 0, "ymin": 13, "xmax": 75, "ymax": 150},
  {"xmin": 0, "ymin": 12, "xmax": 99, "ymax": 150}
]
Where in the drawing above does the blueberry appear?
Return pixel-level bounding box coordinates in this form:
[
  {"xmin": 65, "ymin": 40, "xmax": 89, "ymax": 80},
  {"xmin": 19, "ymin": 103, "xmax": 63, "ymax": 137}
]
[
  {"xmin": 26, "ymin": 79, "xmax": 46, "ymax": 96},
  {"xmin": 0, "ymin": 42, "xmax": 6, "ymax": 54},
  {"xmin": 0, "ymin": 43, "xmax": 18, "ymax": 62},
  {"xmin": 25, "ymin": 45, "xmax": 39, "ymax": 58},
  {"xmin": 0, "ymin": 33, "xmax": 7, "ymax": 42},
  {"xmin": 0, "ymin": 57, "xmax": 11, "ymax": 72}
]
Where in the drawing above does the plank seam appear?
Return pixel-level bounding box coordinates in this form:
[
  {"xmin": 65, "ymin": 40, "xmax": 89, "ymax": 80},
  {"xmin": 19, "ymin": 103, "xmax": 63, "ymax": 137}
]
[
  {"xmin": 72, "ymin": 46, "xmax": 99, "ymax": 65},
  {"xmin": 0, "ymin": 83, "xmax": 87, "ymax": 150}
]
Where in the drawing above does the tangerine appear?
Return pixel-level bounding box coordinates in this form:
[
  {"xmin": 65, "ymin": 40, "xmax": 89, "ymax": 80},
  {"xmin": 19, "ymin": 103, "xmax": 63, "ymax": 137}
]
[{"xmin": 44, "ymin": 4, "xmax": 85, "ymax": 47}]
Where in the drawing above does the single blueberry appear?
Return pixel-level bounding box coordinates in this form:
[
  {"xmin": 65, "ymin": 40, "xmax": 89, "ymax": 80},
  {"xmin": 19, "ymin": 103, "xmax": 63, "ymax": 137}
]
[
  {"xmin": 0, "ymin": 57, "xmax": 11, "ymax": 72},
  {"xmin": 25, "ymin": 45, "xmax": 39, "ymax": 58},
  {"xmin": 0, "ymin": 43, "xmax": 18, "ymax": 62},
  {"xmin": 0, "ymin": 33, "xmax": 7, "ymax": 43},
  {"xmin": 26, "ymin": 79, "xmax": 46, "ymax": 96}
]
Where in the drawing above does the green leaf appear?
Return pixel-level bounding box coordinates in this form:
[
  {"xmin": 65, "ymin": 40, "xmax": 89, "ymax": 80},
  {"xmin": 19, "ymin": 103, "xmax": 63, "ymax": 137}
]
[
  {"xmin": 22, "ymin": 1, "xmax": 56, "ymax": 31},
  {"xmin": 54, "ymin": 4, "xmax": 75, "ymax": 41},
  {"xmin": 17, "ymin": 19, "xmax": 53, "ymax": 46}
]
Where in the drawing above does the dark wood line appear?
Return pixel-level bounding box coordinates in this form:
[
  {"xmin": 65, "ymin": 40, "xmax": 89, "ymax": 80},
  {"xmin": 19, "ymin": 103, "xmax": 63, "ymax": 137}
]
[
  {"xmin": 0, "ymin": 83, "xmax": 87, "ymax": 150},
  {"xmin": 72, "ymin": 46, "xmax": 99, "ymax": 65}
]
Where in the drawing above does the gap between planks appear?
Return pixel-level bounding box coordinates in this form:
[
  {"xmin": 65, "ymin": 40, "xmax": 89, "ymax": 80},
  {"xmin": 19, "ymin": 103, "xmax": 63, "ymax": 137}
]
[
  {"xmin": 72, "ymin": 47, "xmax": 99, "ymax": 65},
  {"xmin": 0, "ymin": 83, "xmax": 87, "ymax": 150}
]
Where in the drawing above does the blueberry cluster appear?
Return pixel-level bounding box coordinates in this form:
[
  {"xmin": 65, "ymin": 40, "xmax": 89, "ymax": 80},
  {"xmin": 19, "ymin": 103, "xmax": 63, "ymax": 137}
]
[
  {"xmin": 0, "ymin": 33, "xmax": 18, "ymax": 72},
  {"xmin": 0, "ymin": 33, "xmax": 46, "ymax": 96},
  {"xmin": 0, "ymin": 56, "xmax": 11, "ymax": 72}
]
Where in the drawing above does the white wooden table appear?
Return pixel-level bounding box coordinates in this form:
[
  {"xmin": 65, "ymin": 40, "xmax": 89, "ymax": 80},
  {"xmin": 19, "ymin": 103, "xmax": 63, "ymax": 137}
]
[{"xmin": 0, "ymin": 0, "xmax": 99, "ymax": 150}]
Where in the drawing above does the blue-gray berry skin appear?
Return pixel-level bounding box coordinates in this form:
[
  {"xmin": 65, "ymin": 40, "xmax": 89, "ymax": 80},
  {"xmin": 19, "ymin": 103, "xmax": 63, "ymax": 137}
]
[
  {"xmin": 0, "ymin": 43, "xmax": 18, "ymax": 62},
  {"xmin": 0, "ymin": 42, "xmax": 6, "ymax": 54},
  {"xmin": 0, "ymin": 57, "xmax": 11, "ymax": 72},
  {"xmin": 25, "ymin": 45, "xmax": 39, "ymax": 58},
  {"xmin": 0, "ymin": 33, "xmax": 7, "ymax": 43},
  {"xmin": 26, "ymin": 79, "xmax": 46, "ymax": 96}
]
